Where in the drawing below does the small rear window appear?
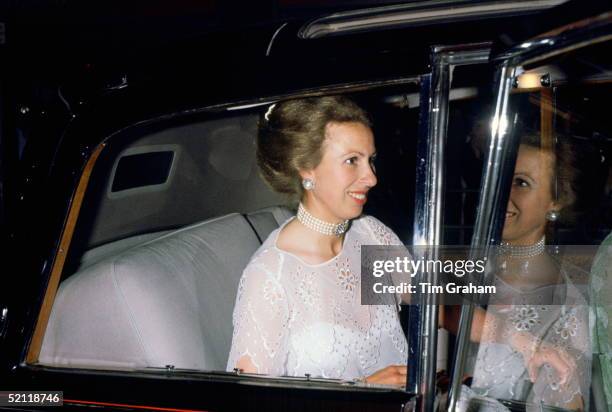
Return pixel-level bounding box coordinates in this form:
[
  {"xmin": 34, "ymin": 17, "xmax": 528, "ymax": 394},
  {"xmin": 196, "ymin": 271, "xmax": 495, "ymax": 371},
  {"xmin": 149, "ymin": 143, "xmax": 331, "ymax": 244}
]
[{"xmin": 111, "ymin": 151, "xmax": 174, "ymax": 192}]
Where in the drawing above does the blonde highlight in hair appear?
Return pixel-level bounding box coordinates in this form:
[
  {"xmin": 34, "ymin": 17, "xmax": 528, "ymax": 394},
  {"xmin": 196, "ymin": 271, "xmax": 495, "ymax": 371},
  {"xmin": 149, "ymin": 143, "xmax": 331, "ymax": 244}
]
[{"xmin": 256, "ymin": 96, "xmax": 371, "ymax": 201}]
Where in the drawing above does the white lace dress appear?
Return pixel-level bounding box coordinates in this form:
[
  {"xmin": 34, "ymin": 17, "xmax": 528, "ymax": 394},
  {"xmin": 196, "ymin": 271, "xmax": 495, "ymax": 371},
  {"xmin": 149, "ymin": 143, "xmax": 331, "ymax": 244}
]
[
  {"xmin": 226, "ymin": 215, "xmax": 408, "ymax": 380},
  {"xmin": 470, "ymin": 271, "xmax": 591, "ymax": 410}
]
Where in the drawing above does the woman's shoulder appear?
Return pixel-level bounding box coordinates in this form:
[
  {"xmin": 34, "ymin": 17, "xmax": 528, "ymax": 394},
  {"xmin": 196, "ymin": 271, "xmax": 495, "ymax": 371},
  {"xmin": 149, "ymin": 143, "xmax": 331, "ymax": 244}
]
[
  {"xmin": 351, "ymin": 215, "xmax": 404, "ymax": 246},
  {"xmin": 549, "ymin": 259, "xmax": 590, "ymax": 304},
  {"xmin": 246, "ymin": 231, "xmax": 282, "ymax": 267},
  {"xmin": 241, "ymin": 222, "xmax": 295, "ymax": 279}
]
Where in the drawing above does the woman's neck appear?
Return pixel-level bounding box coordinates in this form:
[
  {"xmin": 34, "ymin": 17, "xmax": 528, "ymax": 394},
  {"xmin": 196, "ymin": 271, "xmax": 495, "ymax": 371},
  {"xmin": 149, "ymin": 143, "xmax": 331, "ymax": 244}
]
[
  {"xmin": 499, "ymin": 252, "xmax": 560, "ymax": 288},
  {"xmin": 300, "ymin": 198, "xmax": 346, "ymax": 224},
  {"xmin": 297, "ymin": 202, "xmax": 349, "ymax": 237},
  {"xmin": 500, "ymin": 236, "xmax": 545, "ymax": 258},
  {"xmin": 276, "ymin": 218, "xmax": 345, "ymax": 265}
]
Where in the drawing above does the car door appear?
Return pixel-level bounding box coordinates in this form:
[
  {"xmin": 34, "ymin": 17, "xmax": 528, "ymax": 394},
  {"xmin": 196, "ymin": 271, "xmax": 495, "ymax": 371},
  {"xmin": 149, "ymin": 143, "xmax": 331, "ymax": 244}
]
[{"xmin": 446, "ymin": 2, "xmax": 612, "ymax": 411}]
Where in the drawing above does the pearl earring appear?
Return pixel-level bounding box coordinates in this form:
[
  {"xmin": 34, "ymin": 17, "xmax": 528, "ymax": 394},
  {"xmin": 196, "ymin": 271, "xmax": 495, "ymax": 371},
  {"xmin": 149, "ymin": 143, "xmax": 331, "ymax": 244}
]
[
  {"xmin": 302, "ymin": 178, "xmax": 315, "ymax": 191},
  {"xmin": 546, "ymin": 210, "xmax": 559, "ymax": 222}
]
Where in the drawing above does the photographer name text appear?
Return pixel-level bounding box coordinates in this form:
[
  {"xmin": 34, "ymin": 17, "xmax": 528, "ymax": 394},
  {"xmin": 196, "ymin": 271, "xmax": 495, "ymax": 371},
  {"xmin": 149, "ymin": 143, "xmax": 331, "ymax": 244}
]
[{"xmin": 372, "ymin": 282, "xmax": 496, "ymax": 294}]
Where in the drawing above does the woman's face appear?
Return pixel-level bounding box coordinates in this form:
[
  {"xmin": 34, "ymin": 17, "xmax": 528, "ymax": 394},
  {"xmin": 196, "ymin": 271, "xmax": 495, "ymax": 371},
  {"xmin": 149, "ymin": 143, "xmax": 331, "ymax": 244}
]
[
  {"xmin": 502, "ymin": 144, "xmax": 558, "ymax": 245},
  {"xmin": 301, "ymin": 121, "xmax": 377, "ymax": 222}
]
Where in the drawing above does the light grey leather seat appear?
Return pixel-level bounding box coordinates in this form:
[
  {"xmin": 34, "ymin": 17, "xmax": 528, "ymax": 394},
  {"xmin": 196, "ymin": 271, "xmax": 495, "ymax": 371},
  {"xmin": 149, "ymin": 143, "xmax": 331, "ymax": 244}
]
[{"xmin": 39, "ymin": 206, "xmax": 293, "ymax": 370}]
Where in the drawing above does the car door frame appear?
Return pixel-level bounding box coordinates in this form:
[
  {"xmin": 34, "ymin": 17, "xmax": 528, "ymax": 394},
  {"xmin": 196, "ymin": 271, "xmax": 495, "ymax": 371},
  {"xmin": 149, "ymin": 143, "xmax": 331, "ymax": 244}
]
[{"xmin": 409, "ymin": 42, "xmax": 491, "ymax": 412}]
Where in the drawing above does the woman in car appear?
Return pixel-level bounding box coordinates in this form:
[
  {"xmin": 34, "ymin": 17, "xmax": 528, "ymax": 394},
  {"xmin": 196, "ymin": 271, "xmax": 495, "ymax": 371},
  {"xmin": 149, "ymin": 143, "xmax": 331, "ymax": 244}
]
[
  {"xmin": 226, "ymin": 96, "xmax": 408, "ymax": 385},
  {"xmin": 465, "ymin": 133, "xmax": 591, "ymax": 410}
]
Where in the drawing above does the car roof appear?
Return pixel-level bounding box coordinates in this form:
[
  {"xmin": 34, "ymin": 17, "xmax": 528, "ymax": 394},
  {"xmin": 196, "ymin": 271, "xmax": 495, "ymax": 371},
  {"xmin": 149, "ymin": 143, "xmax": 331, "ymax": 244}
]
[{"xmin": 9, "ymin": 0, "xmax": 569, "ymax": 79}]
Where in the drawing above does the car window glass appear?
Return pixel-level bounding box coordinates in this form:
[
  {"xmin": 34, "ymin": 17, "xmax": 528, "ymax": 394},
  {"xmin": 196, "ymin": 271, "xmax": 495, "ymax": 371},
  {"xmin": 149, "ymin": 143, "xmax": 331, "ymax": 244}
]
[
  {"xmin": 457, "ymin": 39, "xmax": 611, "ymax": 412},
  {"xmin": 444, "ymin": 64, "xmax": 495, "ymax": 246}
]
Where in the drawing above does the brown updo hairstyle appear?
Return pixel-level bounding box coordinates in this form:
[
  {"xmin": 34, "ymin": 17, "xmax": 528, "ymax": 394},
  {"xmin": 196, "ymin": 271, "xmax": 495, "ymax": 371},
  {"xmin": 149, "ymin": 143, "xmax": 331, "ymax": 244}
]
[
  {"xmin": 256, "ymin": 96, "xmax": 371, "ymax": 201},
  {"xmin": 519, "ymin": 132, "xmax": 579, "ymax": 225}
]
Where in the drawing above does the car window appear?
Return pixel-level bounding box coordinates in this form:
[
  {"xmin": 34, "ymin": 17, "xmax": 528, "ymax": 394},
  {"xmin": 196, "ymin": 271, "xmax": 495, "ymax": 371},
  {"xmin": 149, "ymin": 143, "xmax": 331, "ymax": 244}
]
[
  {"xmin": 455, "ymin": 39, "xmax": 611, "ymax": 412},
  {"xmin": 34, "ymin": 83, "xmax": 422, "ymax": 382},
  {"xmin": 443, "ymin": 64, "xmax": 496, "ymax": 246}
]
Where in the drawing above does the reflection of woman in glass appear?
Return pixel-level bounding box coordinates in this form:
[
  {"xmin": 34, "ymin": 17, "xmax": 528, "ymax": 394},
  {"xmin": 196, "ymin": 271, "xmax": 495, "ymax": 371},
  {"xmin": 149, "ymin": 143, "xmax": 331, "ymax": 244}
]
[
  {"xmin": 226, "ymin": 96, "xmax": 408, "ymax": 385},
  {"xmin": 467, "ymin": 133, "xmax": 591, "ymax": 410}
]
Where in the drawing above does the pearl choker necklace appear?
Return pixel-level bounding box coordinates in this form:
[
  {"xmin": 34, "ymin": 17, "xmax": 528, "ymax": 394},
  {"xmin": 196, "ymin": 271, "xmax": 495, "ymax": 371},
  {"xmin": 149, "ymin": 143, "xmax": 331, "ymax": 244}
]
[
  {"xmin": 500, "ymin": 236, "xmax": 546, "ymax": 258},
  {"xmin": 297, "ymin": 203, "xmax": 349, "ymax": 237}
]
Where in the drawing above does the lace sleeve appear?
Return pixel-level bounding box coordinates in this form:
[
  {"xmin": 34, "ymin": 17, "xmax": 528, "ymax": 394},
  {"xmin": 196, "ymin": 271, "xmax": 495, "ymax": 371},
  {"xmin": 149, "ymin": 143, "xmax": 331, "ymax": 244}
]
[
  {"xmin": 361, "ymin": 216, "xmax": 411, "ymax": 305},
  {"xmin": 226, "ymin": 253, "xmax": 290, "ymax": 375},
  {"xmin": 473, "ymin": 279, "xmax": 592, "ymax": 410},
  {"xmin": 362, "ymin": 216, "xmax": 404, "ymax": 246},
  {"xmin": 533, "ymin": 303, "xmax": 591, "ymax": 409},
  {"xmin": 473, "ymin": 304, "xmax": 591, "ymax": 409}
]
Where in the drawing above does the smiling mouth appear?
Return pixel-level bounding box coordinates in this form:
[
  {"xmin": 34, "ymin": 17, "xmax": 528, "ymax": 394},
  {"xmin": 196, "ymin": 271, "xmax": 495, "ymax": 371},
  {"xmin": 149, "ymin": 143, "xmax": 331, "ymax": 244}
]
[{"xmin": 348, "ymin": 191, "xmax": 367, "ymax": 204}]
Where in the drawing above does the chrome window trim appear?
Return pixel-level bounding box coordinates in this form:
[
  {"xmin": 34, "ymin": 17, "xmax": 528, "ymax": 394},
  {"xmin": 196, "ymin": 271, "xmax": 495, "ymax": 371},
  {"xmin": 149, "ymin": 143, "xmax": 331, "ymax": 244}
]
[
  {"xmin": 222, "ymin": 77, "xmax": 420, "ymax": 112},
  {"xmin": 493, "ymin": 10, "xmax": 612, "ymax": 67},
  {"xmin": 410, "ymin": 43, "xmax": 490, "ymax": 412},
  {"xmin": 298, "ymin": 0, "xmax": 567, "ymax": 39}
]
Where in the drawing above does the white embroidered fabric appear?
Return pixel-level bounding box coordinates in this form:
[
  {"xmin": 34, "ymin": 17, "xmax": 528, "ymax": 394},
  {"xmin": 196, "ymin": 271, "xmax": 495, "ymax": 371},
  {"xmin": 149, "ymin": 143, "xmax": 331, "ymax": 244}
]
[
  {"xmin": 470, "ymin": 272, "xmax": 591, "ymax": 410},
  {"xmin": 226, "ymin": 215, "xmax": 408, "ymax": 380}
]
